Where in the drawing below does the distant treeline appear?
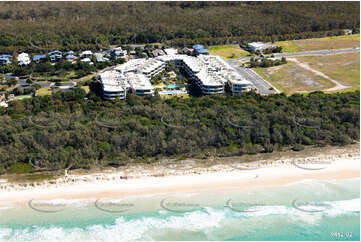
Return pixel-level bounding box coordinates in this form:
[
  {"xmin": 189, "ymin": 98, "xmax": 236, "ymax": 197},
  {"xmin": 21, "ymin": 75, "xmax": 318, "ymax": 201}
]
[
  {"xmin": 0, "ymin": 89, "xmax": 359, "ymax": 174},
  {"xmin": 0, "ymin": 1, "xmax": 359, "ymax": 52}
]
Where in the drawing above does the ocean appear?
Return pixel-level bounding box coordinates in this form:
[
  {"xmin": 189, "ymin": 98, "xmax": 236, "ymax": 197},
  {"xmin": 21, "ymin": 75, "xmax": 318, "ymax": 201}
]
[{"xmin": 0, "ymin": 178, "xmax": 359, "ymax": 241}]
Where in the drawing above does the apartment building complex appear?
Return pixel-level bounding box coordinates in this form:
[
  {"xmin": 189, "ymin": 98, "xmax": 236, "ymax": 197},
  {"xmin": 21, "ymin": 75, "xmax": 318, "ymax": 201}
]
[
  {"xmin": 158, "ymin": 54, "xmax": 253, "ymax": 95},
  {"xmin": 98, "ymin": 54, "xmax": 254, "ymax": 99},
  {"xmin": 98, "ymin": 58, "xmax": 164, "ymax": 99}
]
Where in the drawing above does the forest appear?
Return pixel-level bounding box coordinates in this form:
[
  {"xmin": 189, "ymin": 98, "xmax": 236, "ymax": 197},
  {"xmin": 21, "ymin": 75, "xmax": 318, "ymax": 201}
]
[
  {"xmin": 0, "ymin": 1, "xmax": 359, "ymax": 52},
  {"xmin": 0, "ymin": 89, "xmax": 359, "ymax": 174}
]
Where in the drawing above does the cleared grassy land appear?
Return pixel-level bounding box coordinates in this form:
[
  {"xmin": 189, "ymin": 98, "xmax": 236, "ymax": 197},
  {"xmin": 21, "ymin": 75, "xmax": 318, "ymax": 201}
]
[
  {"xmin": 254, "ymin": 63, "xmax": 334, "ymax": 94},
  {"xmin": 160, "ymin": 93, "xmax": 189, "ymax": 99},
  {"xmin": 81, "ymin": 86, "xmax": 90, "ymax": 93},
  {"xmin": 297, "ymin": 53, "xmax": 360, "ymax": 91},
  {"xmin": 208, "ymin": 45, "xmax": 251, "ymax": 59},
  {"xmin": 12, "ymin": 95, "xmax": 32, "ymax": 101},
  {"xmin": 36, "ymin": 87, "xmax": 52, "ymax": 96},
  {"xmin": 273, "ymin": 34, "xmax": 360, "ymax": 53},
  {"xmin": 32, "ymin": 71, "xmax": 77, "ymax": 82}
]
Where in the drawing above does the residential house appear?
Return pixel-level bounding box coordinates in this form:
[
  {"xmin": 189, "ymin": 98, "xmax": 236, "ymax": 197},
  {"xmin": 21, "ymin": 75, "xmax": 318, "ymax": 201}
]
[
  {"xmin": 192, "ymin": 44, "xmax": 209, "ymax": 55},
  {"xmin": 48, "ymin": 50, "xmax": 62, "ymax": 62},
  {"xmin": 182, "ymin": 47, "xmax": 194, "ymax": 56},
  {"xmin": 81, "ymin": 57, "xmax": 94, "ymax": 65},
  {"xmin": 0, "ymin": 55, "xmax": 12, "ymax": 65},
  {"xmin": 151, "ymin": 49, "xmax": 165, "ymax": 57},
  {"xmin": 64, "ymin": 51, "xmax": 75, "ymax": 56},
  {"xmin": 111, "ymin": 47, "xmax": 127, "ymax": 59},
  {"xmin": 343, "ymin": 29, "xmax": 353, "ymax": 35},
  {"xmin": 81, "ymin": 50, "xmax": 93, "ymax": 58},
  {"xmin": 65, "ymin": 54, "xmax": 78, "ymax": 63},
  {"xmin": 95, "ymin": 53, "xmax": 109, "ymax": 63},
  {"xmin": 32, "ymin": 54, "xmax": 47, "ymax": 63},
  {"xmin": 247, "ymin": 42, "xmax": 276, "ymax": 52},
  {"xmin": 64, "ymin": 51, "xmax": 77, "ymax": 63},
  {"xmin": 164, "ymin": 48, "xmax": 178, "ymax": 55},
  {"xmin": 17, "ymin": 53, "xmax": 31, "ymax": 66}
]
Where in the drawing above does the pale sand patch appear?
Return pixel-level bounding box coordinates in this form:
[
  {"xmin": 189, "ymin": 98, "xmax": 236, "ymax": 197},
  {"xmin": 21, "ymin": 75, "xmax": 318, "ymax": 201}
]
[
  {"xmin": 0, "ymin": 156, "xmax": 359, "ymax": 205},
  {"xmin": 266, "ymin": 65, "xmax": 284, "ymax": 75}
]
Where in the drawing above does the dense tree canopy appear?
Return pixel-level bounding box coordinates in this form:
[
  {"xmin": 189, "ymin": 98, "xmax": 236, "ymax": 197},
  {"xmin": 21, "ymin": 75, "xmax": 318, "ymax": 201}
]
[
  {"xmin": 0, "ymin": 1, "xmax": 359, "ymax": 52},
  {"xmin": 0, "ymin": 89, "xmax": 359, "ymax": 174}
]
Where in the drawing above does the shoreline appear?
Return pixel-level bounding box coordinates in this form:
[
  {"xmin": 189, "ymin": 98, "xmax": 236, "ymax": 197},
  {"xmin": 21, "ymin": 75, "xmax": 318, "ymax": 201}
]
[{"xmin": 0, "ymin": 146, "xmax": 359, "ymax": 204}]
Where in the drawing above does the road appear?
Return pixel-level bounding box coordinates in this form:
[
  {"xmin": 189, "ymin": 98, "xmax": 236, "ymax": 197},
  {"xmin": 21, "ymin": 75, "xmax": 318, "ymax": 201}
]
[
  {"xmin": 228, "ymin": 47, "xmax": 360, "ymax": 64},
  {"xmin": 227, "ymin": 47, "xmax": 360, "ymax": 94},
  {"xmin": 231, "ymin": 65, "xmax": 278, "ymax": 94},
  {"xmin": 272, "ymin": 48, "xmax": 360, "ymax": 58}
]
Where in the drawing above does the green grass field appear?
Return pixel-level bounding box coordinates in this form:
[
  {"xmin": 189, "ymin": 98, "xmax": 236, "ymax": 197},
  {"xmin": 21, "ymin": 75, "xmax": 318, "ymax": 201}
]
[
  {"xmin": 81, "ymin": 86, "xmax": 90, "ymax": 93},
  {"xmin": 36, "ymin": 87, "xmax": 52, "ymax": 96},
  {"xmin": 208, "ymin": 45, "xmax": 251, "ymax": 59},
  {"xmin": 12, "ymin": 95, "xmax": 32, "ymax": 101},
  {"xmin": 273, "ymin": 34, "xmax": 360, "ymax": 53}
]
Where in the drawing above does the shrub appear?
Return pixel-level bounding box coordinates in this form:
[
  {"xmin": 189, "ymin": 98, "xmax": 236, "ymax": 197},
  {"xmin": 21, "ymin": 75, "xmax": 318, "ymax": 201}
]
[
  {"xmin": 8, "ymin": 163, "xmax": 33, "ymax": 174},
  {"xmin": 292, "ymin": 144, "xmax": 305, "ymax": 151}
]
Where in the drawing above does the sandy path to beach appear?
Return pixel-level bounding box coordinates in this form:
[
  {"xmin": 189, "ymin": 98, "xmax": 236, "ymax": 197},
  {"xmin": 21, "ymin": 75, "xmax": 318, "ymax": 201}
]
[{"xmin": 0, "ymin": 156, "xmax": 359, "ymax": 204}]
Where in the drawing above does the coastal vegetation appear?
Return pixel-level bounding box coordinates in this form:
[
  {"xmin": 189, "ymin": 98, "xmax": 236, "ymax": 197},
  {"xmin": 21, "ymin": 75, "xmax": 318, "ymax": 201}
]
[
  {"xmin": 249, "ymin": 57, "xmax": 287, "ymax": 68},
  {"xmin": 0, "ymin": 2, "xmax": 359, "ymax": 52},
  {"xmin": 0, "ymin": 89, "xmax": 359, "ymax": 174}
]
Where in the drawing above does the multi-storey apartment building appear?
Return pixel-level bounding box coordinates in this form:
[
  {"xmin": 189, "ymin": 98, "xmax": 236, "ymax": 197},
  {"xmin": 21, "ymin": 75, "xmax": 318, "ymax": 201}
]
[
  {"xmin": 98, "ymin": 53, "xmax": 254, "ymax": 100},
  {"xmin": 98, "ymin": 70, "xmax": 127, "ymax": 100}
]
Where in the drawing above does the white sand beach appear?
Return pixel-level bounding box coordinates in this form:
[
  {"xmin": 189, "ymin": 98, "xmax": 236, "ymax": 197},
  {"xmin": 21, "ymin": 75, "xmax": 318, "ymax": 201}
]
[{"xmin": 0, "ymin": 149, "xmax": 359, "ymax": 205}]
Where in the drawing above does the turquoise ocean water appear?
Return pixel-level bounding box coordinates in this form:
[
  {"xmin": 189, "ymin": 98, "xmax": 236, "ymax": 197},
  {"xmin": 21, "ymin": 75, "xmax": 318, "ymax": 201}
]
[{"xmin": 0, "ymin": 178, "xmax": 359, "ymax": 241}]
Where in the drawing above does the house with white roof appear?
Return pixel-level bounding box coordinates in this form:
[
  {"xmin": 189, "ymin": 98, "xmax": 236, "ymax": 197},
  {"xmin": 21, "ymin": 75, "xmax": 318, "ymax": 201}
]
[
  {"xmin": 248, "ymin": 42, "xmax": 275, "ymax": 52},
  {"xmin": 81, "ymin": 50, "xmax": 93, "ymax": 58},
  {"xmin": 17, "ymin": 53, "xmax": 31, "ymax": 66},
  {"xmin": 81, "ymin": 57, "xmax": 94, "ymax": 65},
  {"xmin": 164, "ymin": 48, "xmax": 178, "ymax": 55},
  {"xmin": 95, "ymin": 53, "xmax": 109, "ymax": 63}
]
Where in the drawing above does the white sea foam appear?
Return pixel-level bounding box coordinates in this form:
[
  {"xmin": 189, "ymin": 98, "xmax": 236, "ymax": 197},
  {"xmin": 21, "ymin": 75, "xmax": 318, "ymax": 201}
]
[
  {"xmin": 0, "ymin": 207, "xmax": 224, "ymax": 241},
  {"xmin": 1, "ymin": 198, "xmax": 359, "ymax": 241}
]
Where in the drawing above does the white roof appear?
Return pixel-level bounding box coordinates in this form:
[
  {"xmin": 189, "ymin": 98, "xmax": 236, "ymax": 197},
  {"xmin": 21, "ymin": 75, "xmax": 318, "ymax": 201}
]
[
  {"xmin": 99, "ymin": 68, "xmax": 154, "ymax": 93},
  {"xmin": 99, "ymin": 71, "xmax": 125, "ymax": 92},
  {"xmin": 18, "ymin": 52, "xmax": 29, "ymax": 58},
  {"xmin": 141, "ymin": 59, "xmax": 164, "ymax": 74},
  {"xmin": 82, "ymin": 50, "xmax": 93, "ymax": 55},
  {"xmin": 103, "ymin": 53, "xmax": 254, "ymax": 94},
  {"xmin": 156, "ymin": 54, "xmax": 253, "ymax": 88},
  {"xmin": 126, "ymin": 72, "xmax": 154, "ymax": 91},
  {"xmin": 164, "ymin": 48, "xmax": 178, "ymax": 55},
  {"xmin": 81, "ymin": 58, "xmax": 91, "ymax": 62},
  {"xmin": 0, "ymin": 101, "xmax": 8, "ymax": 108},
  {"xmin": 248, "ymin": 42, "xmax": 265, "ymax": 47},
  {"xmin": 248, "ymin": 42, "xmax": 272, "ymax": 50}
]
